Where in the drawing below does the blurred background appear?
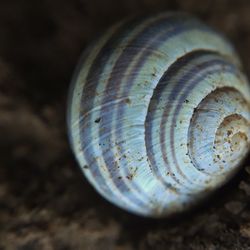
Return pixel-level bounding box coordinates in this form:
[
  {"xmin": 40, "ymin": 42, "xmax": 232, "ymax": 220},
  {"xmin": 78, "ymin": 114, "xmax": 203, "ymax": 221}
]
[{"xmin": 1, "ymin": 0, "xmax": 250, "ymax": 249}]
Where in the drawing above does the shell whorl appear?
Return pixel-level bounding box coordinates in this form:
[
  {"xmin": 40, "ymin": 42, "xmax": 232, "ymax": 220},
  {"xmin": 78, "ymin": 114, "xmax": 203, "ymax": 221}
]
[{"xmin": 67, "ymin": 12, "xmax": 250, "ymax": 217}]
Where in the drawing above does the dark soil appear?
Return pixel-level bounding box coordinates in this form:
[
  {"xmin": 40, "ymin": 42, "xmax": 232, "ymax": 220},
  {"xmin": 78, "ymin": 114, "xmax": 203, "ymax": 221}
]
[{"xmin": 1, "ymin": 0, "xmax": 250, "ymax": 249}]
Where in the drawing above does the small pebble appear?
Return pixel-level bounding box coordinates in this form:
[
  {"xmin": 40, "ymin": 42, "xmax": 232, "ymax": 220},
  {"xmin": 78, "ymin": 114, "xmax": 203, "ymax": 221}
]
[
  {"xmin": 240, "ymin": 223, "xmax": 250, "ymax": 238},
  {"xmin": 239, "ymin": 181, "xmax": 250, "ymax": 196},
  {"xmin": 241, "ymin": 211, "xmax": 250, "ymax": 220},
  {"xmin": 245, "ymin": 166, "xmax": 250, "ymax": 175},
  {"xmin": 225, "ymin": 201, "xmax": 245, "ymax": 214}
]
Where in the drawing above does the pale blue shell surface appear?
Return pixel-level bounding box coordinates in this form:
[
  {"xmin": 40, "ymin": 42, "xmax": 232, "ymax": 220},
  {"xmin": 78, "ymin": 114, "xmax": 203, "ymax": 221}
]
[{"xmin": 67, "ymin": 12, "xmax": 250, "ymax": 217}]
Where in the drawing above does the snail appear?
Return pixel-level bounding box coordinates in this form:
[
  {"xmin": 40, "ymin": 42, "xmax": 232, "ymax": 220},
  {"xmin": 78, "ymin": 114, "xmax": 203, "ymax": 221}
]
[{"xmin": 67, "ymin": 12, "xmax": 250, "ymax": 217}]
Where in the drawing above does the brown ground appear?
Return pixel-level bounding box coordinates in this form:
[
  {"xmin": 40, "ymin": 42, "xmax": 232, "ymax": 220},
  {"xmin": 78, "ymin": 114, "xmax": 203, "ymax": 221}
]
[{"xmin": 1, "ymin": 0, "xmax": 250, "ymax": 249}]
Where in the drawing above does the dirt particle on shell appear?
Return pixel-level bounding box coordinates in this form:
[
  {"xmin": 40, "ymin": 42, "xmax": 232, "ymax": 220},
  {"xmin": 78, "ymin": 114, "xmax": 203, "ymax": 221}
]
[
  {"xmin": 94, "ymin": 117, "xmax": 101, "ymax": 123},
  {"xmin": 138, "ymin": 156, "xmax": 144, "ymax": 161},
  {"xmin": 124, "ymin": 98, "xmax": 131, "ymax": 104},
  {"xmin": 126, "ymin": 167, "xmax": 138, "ymax": 180},
  {"xmin": 126, "ymin": 175, "xmax": 133, "ymax": 180}
]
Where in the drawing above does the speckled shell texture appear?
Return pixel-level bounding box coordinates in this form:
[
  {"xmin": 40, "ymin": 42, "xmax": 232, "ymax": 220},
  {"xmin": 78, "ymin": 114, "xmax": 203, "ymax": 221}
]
[{"xmin": 67, "ymin": 12, "xmax": 250, "ymax": 217}]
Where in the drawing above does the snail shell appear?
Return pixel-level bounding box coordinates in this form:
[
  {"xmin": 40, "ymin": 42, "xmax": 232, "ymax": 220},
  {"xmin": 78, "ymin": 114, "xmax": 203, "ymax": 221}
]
[{"xmin": 67, "ymin": 12, "xmax": 250, "ymax": 217}]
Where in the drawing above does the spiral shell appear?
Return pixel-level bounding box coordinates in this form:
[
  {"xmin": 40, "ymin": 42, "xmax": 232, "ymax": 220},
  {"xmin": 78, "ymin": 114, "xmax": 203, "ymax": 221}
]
[{"xmin": 67, "ymin": 12, "xmax": 250, "ymax": 217}]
